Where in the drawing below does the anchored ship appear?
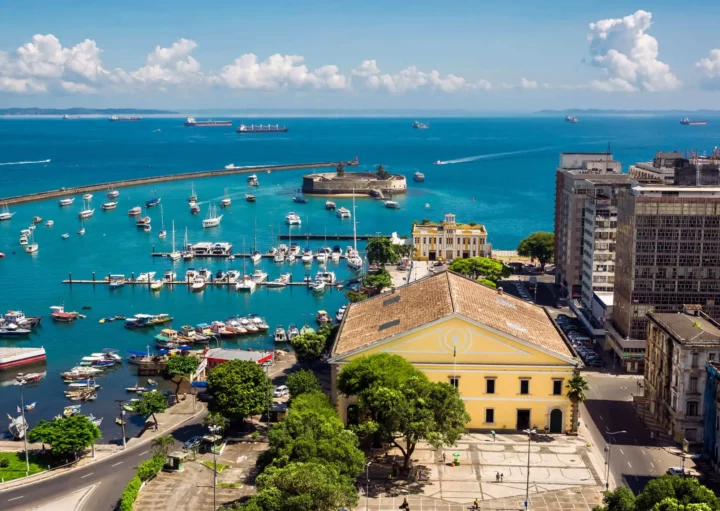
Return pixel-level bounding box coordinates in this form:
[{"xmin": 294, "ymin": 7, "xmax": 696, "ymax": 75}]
[
  {"xmin": 412, "ymin": 121, "xmax": 429, "ymax": 129},
  {"xmin": 680, "ymin": 117, "xmax": 707, "ymax": 126},
  {"xmin": 184, "ymin": 117, "xmax": 232, "ymax": 127},
  {"xmin": 109, "ymin": 115, "xmax": 142, "ymax": 122},
  {"xmin": 565, "ymin": 115, "xmax": 579, "ymax": 123},
  {"xmin": 236, "ymin": 124, "xmax": 288, "ymax": 134}
]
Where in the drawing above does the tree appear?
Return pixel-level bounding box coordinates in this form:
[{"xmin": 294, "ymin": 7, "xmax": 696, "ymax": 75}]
[
  {"xmin": 362, "ymin": 270, "xmax": 392, "ymax": 294},
  {"xmin": 565, "ymin": 375, "xmax": 589, "ymax": 434},
  {"xmin": 133, "ymin": 391, "xmax": 169, "ymax": 429},
  {"xmin": 596, "ymin": 486, "xmax": 635, "ymax": 511},
  {"xmin": 203, "ymin": 412, "xmax": 229, "ymax": 432},
  {"xmin": 597, "ymin": 476, "xmax": 719, "ymax": 511},
  {"xmin": 27, "ymin": 415, "xmax": 101, "ymax": 457},
  {"xmin": 151, "ymin": 434, "xmax": 175, "ymax": 456},
  {"xmin": 395, "ymin": 242, "xmax": 415, "ymax": 259},
  {"xmin": 238, "ymin": 461, "xmax": 359, "ymax": 511},
  {"xmin": 207, "ymin": 360, "xmax": 272, "ymax": 422},
  {"xmin": 338, "ymin": 353, "xmax": 470, "ymax": 469},
  {"xmin": 448, "ymin": 257, "xmax": 509, "ymax": 283},
  {"xmin": 286, "ymin": 370, "xmax": 322, "ymax": 398},
  {"xmin": 164, "ymin": 355, "xmax": 200, "ymax": 400},
  {"xmin": 262, "ymin": 391, "xmax": 365, "ymax": 478},
  {"xmin": 366, "ymin": 237, "xmax": 399, "ymax": 265},
  {"xmin": 375, "ymin": 164, "xmax": 389, "ymax": 180},
  {"xmin": 290, "ymin": 332, "xmax": 326, "ymax": 363},
  {"xmin": 517, "ymin": 231, "xmax": 554, "ymax": 269},
  {"xmin": 345, "ymin": 290, "xmax": 367, "ymax": 303},
  {"xmin": 336, "ymin": 163, "xmax": 345, "ymax": 177}
]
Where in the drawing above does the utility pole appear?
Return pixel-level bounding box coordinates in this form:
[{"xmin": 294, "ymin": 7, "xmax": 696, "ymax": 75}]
[
  {"xmin": 208, "ymin": 425, "xmax": 220, "ymax": 511},
  {"xmin": 605, "ymin": 430, "xmax": 626, "ymax": 490},
  {"xmin": 114, "ymin": 399, "xmax": 127, "ymax": 449},
  {"xmin": 523, "ymin": 428, "xmax": 537, "ymax": 511}
]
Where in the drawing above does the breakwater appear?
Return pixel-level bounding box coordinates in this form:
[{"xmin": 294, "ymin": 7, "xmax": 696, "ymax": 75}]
[{"xmin": 0, "ymin": 159, "xmax": 358, "ymax": 206}]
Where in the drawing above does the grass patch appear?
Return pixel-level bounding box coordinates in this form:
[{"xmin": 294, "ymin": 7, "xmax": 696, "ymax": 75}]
[
  {"xmin": 0, "ymin": 452, "xmax": 46, "ymax": 482},
  {"xmin": 218, "ymin": 482, "xmax": 243, "ymax": 488},
  {"xmin": 201, "ymin": 461, "xmax": 229, "ymax": 473}
]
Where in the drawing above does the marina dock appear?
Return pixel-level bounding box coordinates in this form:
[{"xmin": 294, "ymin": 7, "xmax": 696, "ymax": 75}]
[
  {"xmin": 0, "ymin": 159, "xmax": 359, "ymax": 206},
  {"xmin": 277, "ymin": 233, "xmax": 390, "ymax": 241},
  {"xmin": 62, "ymin": 274, "xmax": 359, "ymax": 288}
]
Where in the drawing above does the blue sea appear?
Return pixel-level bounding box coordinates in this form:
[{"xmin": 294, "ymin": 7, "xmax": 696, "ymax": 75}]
[{"xmin": 0, "ymin": 115, "xmax": 717, "ymax": 439}]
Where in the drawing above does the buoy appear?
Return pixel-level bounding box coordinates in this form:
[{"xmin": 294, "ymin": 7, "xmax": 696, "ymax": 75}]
[{"xmin": 425, "ymin": 203, "xmax": 430, "ymax": 208}]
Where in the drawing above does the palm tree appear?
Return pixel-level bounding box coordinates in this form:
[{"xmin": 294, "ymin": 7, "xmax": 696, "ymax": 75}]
[
  {"xmin": 566, "ymin": 374, "xmax": 589, "ymax": 434},
  {"xmin": 336, "ymin": 163, "xmax": 345, "ymax": 177},
  {"xmin": 151, "ymin": 434, "xmax": 175, "ymax": 456}
]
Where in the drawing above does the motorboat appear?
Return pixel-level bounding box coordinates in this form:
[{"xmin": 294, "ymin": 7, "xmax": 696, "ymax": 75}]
[
  {"xmin": 384, "ymin": 200, "xmax": 400, "ymax": 209},
  {"xmin": 145, "ymin": 191, "xmax": 161, "ymax": 208},
  {"xmin": 247, "ymin": 314, "xmax": 269, "ymax": 331},
  {"xmin": 107, "ymin": 188, "xmax": 120, "ymax": 199},
  {"xmin": 32, "ymin": 216, "xmax": 42, "ymax": 224},
  {"xmin": 190, "ymin": 203, "xmax": 201, "ymax": 215},
  {"xmin": 287, "ymin": 324, "xmax": 300, "ymax": 340},
  {"xmin": 337, "ymin": 207, "xmax": 351, "ymax": 218},
  {"xmin": 45, "ymin": 220, "xmax": 54, "ymax": 227},
  {"xmin": 315, "ymin": 270, "xmax": 336, "ymax": 284},
  {"xmin": 332, "ymin": 245, "xmax": 343, "ymax": 257},
  {"xmin": 301, "ymin": 249, "xmax": 313, "ymax": 264},
  {"xmin": 285, "ymin": 213, "xmax": 301, "ymax": 225},
  {"xmin": 347, "ymin": 253, "xmax": 363, "ymax": 270},
  {"xmin": 191, "ymin": 276, "xmax": 206, "ymax": 291},
  {"xmin": 128, "ymin": 206, "xmax": 142, "ymax": 216},
  {"xmin": 143, "ymin": 224, "xmax": 152, "ymax": 232},
  {"xmin": 280, "ymin": 273, "xmax": 292, "ymax": 283},
  {"xmin": 50, "ymin": 305, "xmax": 77, "ymax": 322},
  {"xmin": 310, "ymin": 279, "xmax": 326, "ymax": 293},
  {"xmin": 202, "ymin": 204, "xmax": 223, "ymax": 228},
  {"xmin": 102, "ymin": 202, "xmax": 117, "ymax": 210},
  {"xmin": 136, "ymin": 214, "xmax": 151, "ymax": 227},
  {"xmin": 251, "ymin": 251, "xmax": 262, "ymax": 264},
  {"xmin": 236, "ymin": 275, "xmax": 256, "ymax": 292},
  {"xmin": 109, "ymin": 274, "xmax": 126, "ymax": 288},
  {"xmin": 0, "ymin": 202, "xmax": 16, "ymax": 221},
  {"xmin": 197, "ymin": 268, "xmax": 212, "ymax": 281},
  {"xmin": 150, "ymin": 280, "xmax": 163, "ymax": 291},
  {"xmin": 214, "ymin": 270, "xmax": 227, "ymax": 282},
  {"xmin": 315, "ymin": 251, "xmax": 327, "ymax": 264},
  {"xmin": 83, "ymin": 193, "xmax": 93, "ymax": 201},
  {"xmin": 251, "ymin": 269, "xmax": 268, "ymax": 283},
  {"xmin": 221, "ymin": 188, "xmax": 232, "ymax": 207},
  {"xmin": 287, "ymin": 253, "xmax": 296, "ymax": 263},
  {"xmin": 136, "ymin": 272, "xmax": 156, "ymax": 283},
  {"xmin": 77, "ymin": 224, "xmax": 85, "ymax": 235},
  {"xmin": 299, "ymin": 324, "xmax": 315, "ymax": 335},
  {"xmin": 185, "ymin": 269, "xmax": 198, "ymax": 281},
  {"xmin": 266, "ymin": 278, "xmax": 287, "ymax": 288},
  {"xmin": 316, "ymin": 310, "xmax": 331, "ymax": 324},
  {"xmin": 247, "ymin": 174, "xmax": 259, "ymax": 185},
  {"xmin": 225, "ymin": 163, "xmax": 238, "ymax": 170},
  {"xmin": 59, "ymin": 197, "xmax": 75, "ymax": 207},
  {"xmin": 273, "ymin": 252, "xmax": 285, "ymax": 263},
  {"xmin": 274, "ymin": 326, "xmax": 288, "ymax": 343},
  {"xmin": 0, "ymin": 323, "xmax": 32, "ymax": 336},
  {"xmin": 17, "ymin": 372, "xmax": 44, "ymax": 384},
  {"xmin": 19, "ymin": 235, "xmax": 28, "ymax": 246},
  {"xmin": 331, "ymin": 251, "xmax": 340, "ymax": 262},
  {"xmin": 278, "ymin": 244, "xmax": 288, "ymax": 254},
  {"xmin": 413, "ymin": 171, "xmax": 425, "ymax": 182},
  {"xmin": 162, "ymin": 270, "xmax": 176, "ymax": 283},
  {"xmin": 325, "ymin": 200, "xmax": 336, "ymax": 210},
  {"xmin": 227, "ymin": 270, "xmax": 241, "ymax": 283},
  {"xmin": 268, "ymin": 247, "xmax": 278, "ymax": 256},
  {"xmin": 336, "ymin": 305, "xmax": 347, "ymax": 322},
  {"xmin": 293, "ymin": 195, "xmax": 308, "ymax": 204},
  {"xmin": 245, "ymin": 193, "xmax": 256, "ymax": 202}
]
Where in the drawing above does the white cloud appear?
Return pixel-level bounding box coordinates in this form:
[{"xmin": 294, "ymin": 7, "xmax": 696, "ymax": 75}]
[
  {"xmin": 0, "ymin": 76, "xmax": 46, "ymax": 93},
  {"xmin": 218, "ymin": 53, "xmax": 347, "ymax": 91},
  {"xmin": 352, "ymin": 59, "xmax": 380, "ymax": 77},
  {"xmin": 520, "ymin": 77, "xmax": 538, "ymax": 89},
  {"xmin": 696, "ymin": 49, "xmax": 720, "ymax": 90},
  {"xmin": 131, "ymin": 39, "xmax": 203, "ymax": 86},
  {"xmin": 587, "ymin": 10, "xmax": 680, "ymax": 92},
  {"xmin": 359, "ymin": 62, "xmax": 485, "ymax": 93}
]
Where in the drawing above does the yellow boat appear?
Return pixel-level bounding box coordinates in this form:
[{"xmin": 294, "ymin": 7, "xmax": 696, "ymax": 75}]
[
  {"xmin": 149, "ymin": 313, "xmax": 172, "ymax": 325},
  {"xmin": 150, "ymin": 280, "xmax": 163, "ymax": 291}
]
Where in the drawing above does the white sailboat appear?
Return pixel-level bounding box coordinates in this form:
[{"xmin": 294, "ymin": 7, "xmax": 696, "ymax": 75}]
[
  {"xmin": 347, "ymin": 190, "xmax": 363, "ymax": 270},
  {"xmin": 158, "ymin": 205, "xmax": 167, "ymax": 239},
  {"xmin": 78, "ymin": 218, "xmax": 85, "ymax": 235},
  {"xmin": 169, "ymin": 221, "xmax": 181, "ymax": 260},
  {"xmin": 221, "ymin": 188, "xmax": 232, "ymax": 207},
  {"xmin": 236, "ymin": 240, "xmax": 257, "ymax": 291},
  {"xmin": 0, "ymin": 202, "xmax": 15, "ymax": 221},
  {"xmin": 202, "ymin": 204, "xmax": 223, "ymax": 228},
  {"xmin": 25, "ymin": 231, "xmax": 38, "ymax": 253},
  {"xmin": 78, "ymin": 198, "xmax": 95, "ymax": 219},
  {"xmin": 251, "ymin": 220, "xmax": 262, "ymax": 263},
  {"xmin": 182, "ymin": 227, "xmax": 193, "ymax": 260}
]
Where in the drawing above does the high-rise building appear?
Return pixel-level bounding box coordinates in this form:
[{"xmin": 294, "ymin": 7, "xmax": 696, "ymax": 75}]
[
  {"xmin": 554, "ymin": 152, "xmax": 626, "ymax": 300},
  {"xmin": 608, "ymin": 162, "xmax": 720, "ymax": 372}
]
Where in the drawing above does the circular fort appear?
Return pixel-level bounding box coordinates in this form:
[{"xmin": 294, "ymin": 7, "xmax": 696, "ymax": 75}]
[{"xmin": 301, "ymin": 171, "xmax": 407, "ymax": 196}]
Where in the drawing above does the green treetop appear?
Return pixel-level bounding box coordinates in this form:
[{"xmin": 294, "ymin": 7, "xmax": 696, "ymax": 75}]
[
  {"xmin": 207, "ymin": 360, "xmax": 272, "ymax": 421},
  {"xmin": 133, "ymin": 391, "xmax": 169, "ymax": 429},
  {"xmin": 517, "ymin": 231, "xmax": 555, "ymax": 269},
  {"xmin": 286, "ymin": 370, "xmax": 322, "ymax": 398},
  {"xmin": 164, "ymin": 355, "xmax": 200, "ymax": 399},
  {"xmin": 27, "ymin": 415, "xmax": 101, "ymax": 457}
]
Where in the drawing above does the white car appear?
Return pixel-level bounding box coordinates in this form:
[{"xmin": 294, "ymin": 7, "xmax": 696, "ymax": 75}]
[{"xmin": 273, "ymin": 385, "xmax": 289, "ymax": 397}]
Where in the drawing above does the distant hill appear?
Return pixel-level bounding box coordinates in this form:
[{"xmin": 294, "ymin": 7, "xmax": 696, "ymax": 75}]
[
  {"xmin": 0, "ymin": 107, "xmax": 176, "ymax": 116},
  {"xmin": 535, "ymin": 109, "xmax": 720, "ymax": 116}
]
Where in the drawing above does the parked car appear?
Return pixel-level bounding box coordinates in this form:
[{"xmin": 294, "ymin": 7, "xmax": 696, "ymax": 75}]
[
  {"xmin": 184, "ymin": 436, "xmax": 203, "ymax": 449},
  {"xmin": 557, "ymin": 314, "xmax": 571, "ymax": 321},
  {"xmin": 585, "ymin": 359, "xmax": 604, "ymax": 367},
  {"xmin": 273, "ymin": 385, "xmax": 289, "ymax": 397}
]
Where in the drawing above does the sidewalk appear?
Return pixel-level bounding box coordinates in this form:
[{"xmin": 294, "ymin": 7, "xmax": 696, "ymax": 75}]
[{"xmin": 0, "ymin": 397, "xmax": 205, "ymax": 492}]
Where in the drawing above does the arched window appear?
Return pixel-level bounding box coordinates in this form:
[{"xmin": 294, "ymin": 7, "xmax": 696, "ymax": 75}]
[{"xmin": 686, "ymin": 401, "xmax": 699, "ymax": 417}]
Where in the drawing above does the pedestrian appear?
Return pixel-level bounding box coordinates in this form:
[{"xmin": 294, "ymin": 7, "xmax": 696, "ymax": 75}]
[
  {"xmin": 495, "ymin": 472, "xmax": 500, "ymax": 483},
  {"xmin": 399, "ymin": 497, "xmax": 408, "ymax": 509},
  {"xmin": 418, "ymin": 470, "xmax": 422, "ymax": 481},
  {"xmin": 442, "ymin": 452, "xmax": 446, "ymax": 464},
  {"xmin": 473, "ymin": 498, "xmax": 480, "ymax": 510},
  {"xmin": 500, "ymin": 473, "xmax": 504, "ymax": 482}
]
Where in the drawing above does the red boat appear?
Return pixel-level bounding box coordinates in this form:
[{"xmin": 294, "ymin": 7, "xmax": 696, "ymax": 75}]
[
  {"xmin": 17, "ymin": 372, "xmax": 43, "ymax": 383},
  {"xmin": 50, "ymin": 305, "xmax": 77, "ymax": 323}
]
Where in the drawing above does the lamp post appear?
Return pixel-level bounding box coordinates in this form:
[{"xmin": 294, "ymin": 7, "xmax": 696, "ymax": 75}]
[
  {"xmin": 365, "ymin": 461, "xmax": 372, "ymax": 511},
  {"xmin": 208, "ymin": 424, "xmax": 221, "ymax": 511},
  {"xmin": 604, "ymin": 430, "xmax": 626, "ymax": 490},
  {"xmin": 522, "ymin": 428, "xmax": 536, "ymax": 511},
  {"xmin": 14, "ymin": 380, "xmax": 30, "ymax": 476}
]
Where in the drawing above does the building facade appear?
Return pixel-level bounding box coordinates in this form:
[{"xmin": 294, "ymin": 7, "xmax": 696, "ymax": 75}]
[
  {"xmin": 412, "ymin": 214, "xmax": 491, "ymax": 261},
  {"xmin": 608, "ymin": 174, "xmax": 720, "ymax": 372},
  {"xmin": 703, "ymin": 361, "xmax": 720, "ymax": 471},
  {"xmin": 554, "ymin": 152, "xmax": 626, "ymax": 299},
  {"xmin": 329, "ymin": 271, "xmax": 581, "ymax": 432},
  {"xmin": 644, "ymin": 309, "xmax": 720, "ymax": 444}
]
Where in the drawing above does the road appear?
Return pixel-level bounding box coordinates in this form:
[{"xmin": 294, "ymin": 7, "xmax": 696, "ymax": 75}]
[
  {"xmin": 2, "ymin": 414, "xmax": 208, "ymax": 511},
  {"xmin": 581, "ymin": 372, "xmax": 684, "ymax": 494}
]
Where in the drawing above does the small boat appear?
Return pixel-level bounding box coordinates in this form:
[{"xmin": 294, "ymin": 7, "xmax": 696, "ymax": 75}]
[
  {"xmin": 337, "ymin": 207, "xmax": 351, "ymax": 219},
  {"xmin": 325, "ymin": 200, "xmax": 336, "ymax": 210},
  {"xmin": 128, "ymin": 206, "xmax": 142, "ymax": 216},
  {"xmin": 45, "ymin": 220, "xmax": 54, "ymax": 227},
  {"xmin": 202, "ymin": 204, "xmax": 222, "ymax": 228},
  {"xmin": 115, "ymin": 418, "xmax": 126, "ymax": 426},
  {"xmin": 221, "ymin": 188, "xmax": 232, "ymax": 207},
  {"xmin": 285, "ymin": 212, "xmax": 301, "ymax": 225},
  {"xmin": 316, "ymin": 310, "xmax": 331, "ymax": 324},
  {"xmin": 266, "ymin": 278, "xmax": 287, "ymax": 288},
  {"xmin": 83, "ymin": 193, "xmax": 93, "ymax": 201},
  {"xmin": 299, "ymin": 324, "xmax": 315, "ymax": 336},
  {"xmin": 19, "ymin": 235, "xmax": 28, "ymax": 246},
  {"xmin": 188, "ymin": 183, "xmax": 198, "ymax": 203},
  {"xmin": 336, "ymin": 305, "xmax": 347, "ymax": 322},
  {"xmin": 50, "ymin": 305, "xmax": 78, "ymax": 322},
  {"xmin": 102, "ymin": 201, "xmax": 117, "ymax": 210},
  {"xmin": 32, "ymin": 216, "xmax": 43, "ymax": 224},
  {"xmin": 150, "ymin": 280, "xmax": 163, "ymax": 291},
  {"xmin": 136, "ymin": 271, "xmax": 156, "ymax": 283},
  {"xmin": 293, "ymin": 195, "xmax": 308, "ymax": 204},
  {"xmin": 245, "ymin": 193, "xmax": 256, "ymax": 202},
  {"xmin": 413, "ymin": 171, "xmax": 425, "ymax": 182},
  {"xmin": 143, "ymin": 224, "xmax": 151, "ymax": 232},
  {"xmin": 145, "ymin": 191, "xmax": 161, "ymax": 208},
  {"xmin": 61, "ymin": 233, "xmax": 70, "ymax": 239},
  {"xmin": 252, "ymin": 269, "xmax": 267, "ymax": 283},
  {"xmin": 17, "ymin": 372, "xmax": 43, "ymax": 383},
  {"xmin": 310, "ymin": 279, "xmax": 326, "ymax": 293},
  {"xmin": 125, "ymin": 384, "xmax": 147, "ymax": 393},
  {"xmin": 147, "ymin": 379, "xmax": 158, "ymax": 386},
  {"xmin": 87, "ymin": 414, "xmax": 103, "ymax": 427},
  {"xmin": 63, "ymin": 405, "xmax": 81, "ymax": 417},
  {"xmin": 274, "ymin": 326, "xmax": 288, "ymax": 343},
  {"xmin": 107, "ymin": 188, "xmax": 120, "ymax": 199},
  {"xmin": 384, "ymin": 200, "xmax": 400, "ymax": 209},
  {"xmin": 0, "ymin": 323, "xmax": 32, "ymax": 337},
  {"xmin": 287, "ymin": 324, "xmax": 300, "ymax": 340},
  {"xmin": 280, "ymin": 272, "xmax": 292, "ymax": 283},
  {"xmin": 77, "ymin": 226, "xmax": 85, "ymax": 235},
  {"xmin": 24, "ymin": 402, "xmax": 36, "ymax": 412},
  {"xmin": 59, "ymin": 197, "xmax": 75, "ymax": 207}
]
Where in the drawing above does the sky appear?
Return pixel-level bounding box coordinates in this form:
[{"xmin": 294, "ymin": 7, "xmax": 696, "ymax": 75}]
[{"xmin": 1, "ymin": 0, "xmax": 720, "ymax": 111}]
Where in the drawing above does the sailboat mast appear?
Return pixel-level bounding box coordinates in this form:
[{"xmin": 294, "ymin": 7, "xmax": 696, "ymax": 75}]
[
  {"xmin": 172, "ymin": 221, "xmax": 176, "ymax": 252},
  {"xmin": 254, "ymin": 218, "xmax": 257, "ymax": 252},
  {"xmin": 243, "ymin": 239, "xmax": 246, "ymax": 277},
  {"xmin": 352, "ymin": 189, "xmax": 358, "ymax": 253}
]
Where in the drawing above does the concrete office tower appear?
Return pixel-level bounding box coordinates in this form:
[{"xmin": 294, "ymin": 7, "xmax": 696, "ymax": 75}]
[{"xmin": 554, "ymin": 152, "xmax": 626, "ymax": 299}]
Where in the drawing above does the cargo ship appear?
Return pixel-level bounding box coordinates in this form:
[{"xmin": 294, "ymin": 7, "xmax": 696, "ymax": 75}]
[
  {"xmin": 0, "ymin": 347, "xmax": 46, "ymax": 370},
  {"xmin": 680, "ymin": 117, "xmax": 707, "ymax": 126},
  {"xmin": 109, "ymin": 115, "xmax": 142, "ymax": 122},
  {"xmin": 565, "ymin": 115, "xmax": 579, "ymax": 123},
  {"xmin": 184, "ymin": 117, "xmax": 232, "ymax": 127},
  {"xmin": 412, "ymin": 121, "xmax": 429, "ymax": 129},
  {"xmin": 236, "ymin": 124, "xmax": 288, "ymax": 134}
]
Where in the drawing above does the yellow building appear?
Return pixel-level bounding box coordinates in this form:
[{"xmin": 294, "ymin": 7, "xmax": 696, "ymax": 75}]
[
  {"xmin": 329, "ymin": 271, "xmax": 581, "ymax": 433},
  {"xmin": 412, "ymin": 213, "xmax": 491, "ymax": 261}
]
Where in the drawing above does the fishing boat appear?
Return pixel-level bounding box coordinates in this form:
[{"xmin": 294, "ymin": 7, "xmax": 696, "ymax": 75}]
[
  {"xmin": 202, "ymin": 204, "xmax": 223, "ymax": 228},
  {"xmin": 245, "ymin": 193, "xmax": 256, "ymax": 202},
  {"xmin": 102, "ymin": 201, "xmax": 117, "ymax": 210},
  {"xmin": 128, "ymin": 206, "xmax": 142, "ymax": 216},
  {"xmin": 8, "ymin": 414, "xmax": 28, "ymax": 439},
  {"xmin": 59, "ymin": 197, "xmax": 75, "ymax": 207},
  {"xmin": 188, "ymin": 183, "xmax": 198, "ymax": 203},
  {"xmin": 337, "ymin": 207, "xmax": 351, "ymax": 218},
  {"xmin": 24, "ymin": 402, "xmax": 36, "ymax": 411},
  {"xmin": 274, "ymin": 326, "xmax": 288, "ymax": 343},
  {"xmin": 316, "ymin": 310, "xmax": 331, "ymax": 324},
  {"xmin": 145, "ymin": 191, "xmax": 161, "ymax": 208},
  {"xmin": 221, "ymin": 188, "xmax": 232, "ymax": 207},
  {"xmin": 157, "ymin": 205, "xmax": 167, "ymax": 239},
  {"xmin": 0, "ymin": 202, "xmax": 16, "ymax": 221},
  {"xmin": 285, "ymin": 212, "xmax": 301, "ymax": 225},
  {"xmin": 107, "ymin": 188, "xmax": 120, "ymax": 199},
  {"xmin": 83, "ymin": 193, "xmax": 93, "ymax": 201},
  {"xmin": 325, "ymin": 200, "xmax": 336, "ymax": 210},
  {"xmin": 17, "ymin": 372, "xmax": 43, "ymax": 383}
]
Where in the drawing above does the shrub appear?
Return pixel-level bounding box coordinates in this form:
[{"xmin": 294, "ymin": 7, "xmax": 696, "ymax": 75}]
[
  {"xmin": 0, "ymin": 458, "xmax": 10, "ymax": 468},
  {"xmin": 137, "ymin": 453, "xmax": 166, "ymax": 482},
  {"xmin": 119, "ymin": 475, "xmax": 142, "ymax": 511}
]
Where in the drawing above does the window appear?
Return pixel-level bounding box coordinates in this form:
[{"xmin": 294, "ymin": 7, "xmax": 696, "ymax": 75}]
[
  {"xmin": 691, "ymin": 352, "xmax": 699, "ymax": 367},
  {"xmin": 520, "ymin": 379, "xmax": 530, "ymax": 395},
  {"xmin": 486, "ymin": 379, "xmax": 496, "ymax": 394},
  {"xmin": 686, "ymin": 401, "xmax": 699, "ymax": 417},
  {"xmin": 485, "ymin": 408, "xmax": 495, "ymax": 424},
  {"xmin": 553, "ymin": 380, "xmax": 563, "ymax": 396},
  {"xmin": 710, "ymin": 353, "xmax": 716, "ymax": 362},
  {"xmin": 449, "ymin": 377, "xmax": 459, "ymax": 389},
  {"xmin": 689, "ymin": 378, "xmax": 698, "ymax": 392}
]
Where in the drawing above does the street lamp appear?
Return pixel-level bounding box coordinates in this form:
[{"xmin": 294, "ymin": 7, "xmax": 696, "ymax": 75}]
[
  {"xmin": 208, "ymin": 424, "xmax": 221, "ymax": 511},
  {"xmin": 13, "ymin": 380, "xmax": 30, "ymax": 476},
  {"xmin": 365, "ymin": 461, "xmax": 372, "ymax": 511},
  {"xmin": 604, "ymin": 430, "xmax": 626, "ymax": 491},
  {"xmin": 522, "ymin": 428, "xmax": 536, "ymax": 511}
]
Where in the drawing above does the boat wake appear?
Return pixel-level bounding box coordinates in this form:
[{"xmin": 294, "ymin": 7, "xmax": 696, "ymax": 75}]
[
  {"xmin": 0, "ymin": 159, "xmax": 51, "ymax": 166},
  {"xmin": 436, "ymin": 146, "xmax": 557, "ymax": 165}
]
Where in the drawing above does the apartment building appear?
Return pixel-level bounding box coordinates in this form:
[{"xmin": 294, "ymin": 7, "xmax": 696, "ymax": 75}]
[
  {"xmin": 703, "ymin": 361, "xmax": 720, "ymax": 471},
  {"xmin": 644, "ymin": 308, "xmax": 720, "ymax": 445}
]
